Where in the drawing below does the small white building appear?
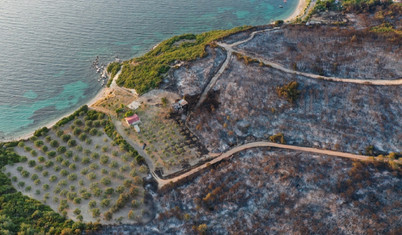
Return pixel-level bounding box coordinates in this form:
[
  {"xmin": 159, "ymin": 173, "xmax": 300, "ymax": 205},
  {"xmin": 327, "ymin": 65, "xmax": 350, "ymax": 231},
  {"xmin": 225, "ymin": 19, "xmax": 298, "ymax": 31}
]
[{"xmin": 134, "ymin": 124, "xmax": 141, "ymax": 133}]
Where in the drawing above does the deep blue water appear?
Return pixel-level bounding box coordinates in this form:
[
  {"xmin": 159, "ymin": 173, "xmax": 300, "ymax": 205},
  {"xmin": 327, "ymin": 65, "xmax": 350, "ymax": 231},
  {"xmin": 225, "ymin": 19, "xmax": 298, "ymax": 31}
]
[{"xmin": 0, "ymin": 0, "xmax": 297, "ymax": 140}]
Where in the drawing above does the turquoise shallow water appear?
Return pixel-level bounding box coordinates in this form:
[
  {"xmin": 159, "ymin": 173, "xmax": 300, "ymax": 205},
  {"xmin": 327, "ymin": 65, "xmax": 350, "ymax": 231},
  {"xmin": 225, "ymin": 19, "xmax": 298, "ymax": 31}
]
[{"xmin": 0, "ymin": 0, "xmax": 297, "ymax": 140}]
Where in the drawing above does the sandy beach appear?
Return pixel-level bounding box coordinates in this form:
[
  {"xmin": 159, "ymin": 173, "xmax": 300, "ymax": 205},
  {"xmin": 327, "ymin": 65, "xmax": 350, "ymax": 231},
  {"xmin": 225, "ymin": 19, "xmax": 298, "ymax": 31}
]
[
  {"xmin": 284, "ymin": 0, "xmax": 310, "ymax": 22},
  {"xmin": 1, "ymin": 89, "xmax": 106, "ymax": 143}
]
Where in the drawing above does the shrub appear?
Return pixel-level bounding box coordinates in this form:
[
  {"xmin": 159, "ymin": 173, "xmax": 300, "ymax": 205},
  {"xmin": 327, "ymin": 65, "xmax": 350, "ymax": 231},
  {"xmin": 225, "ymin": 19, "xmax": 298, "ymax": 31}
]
[
  {"xmin": 25, "ymin": 186, "xmax": 32, "ymax": 191},
  {"xmin": 79, "ymin": 133, "xmax": 87, "ymax": 141},
  {"xmin": 56, "ymin": 155, "xmax": 63, "ymax": 163},
  {"xmin": 101, "ymin": 169, "xmax": 108, "ymax": 175},
  {"xmin": 124, "ymin": 110, "xmax": 134, "ymax": 118},
  {"xmin": 101, "ymin": 146, "xmax": 108, "ymax": 153},
  {"xmin": 89, "ymin": 128, "xmax": 98, "ymax": 136},
  {"xmin": 128, "ymin": 210, "xmax": 135, "ymax": 220},
  {"xmin": 34, "ymin": 179, "xmax": 41, "ymax": 185},
  {"xmin": 34, "ymin": 140, "xmax": 44, "ymax": 147},
  {"xmin": 109, "ymin": 161, "xmax": 118, "ymax": 168},
  {"xmin": 104, "ymin": 211, "xmax": 113, "ymax": 221},
  {"xmin": 101, "ymin": 177, "xmax": 111, "ymax": 186},
  {"xmin": 87, "ymin": 172, "xmax": 97, "ymax": 180},
  {"xmin": 35, "ymin": 165, "xmax": 43, "ymax": 172},
  {"xmin": 100, "ymin": 155, "xmax": 109, "ymax": 165},
  {"xmin": 101, "ymin": 199, "xmax": 110, "ymax": 208},
  {"xmin": 31, "ymin": 174, "xmax": 39, "ymax": 180},
  {"xmin": 81, "ymin": 168, "xmax": 89, "ymax": 175},
  {"xmin": 89, "ymin": 163, "xmax": 99, "ymax": 170},
  {"xmin": 109, "ymin": 171, "xmax": 118, "ymax": 178},
  {"xmin": 69, "ymin": 163, "xmax": 77, "ymax": 170},
  {"xmin": 45, "ymin": 136, "xmax": 51, "ymax": 142},
  {"xmin": 123, "ymin": 180, "xmax": 132, "ymax": 188},
  {"xmin": 18, "ymin": 181, "xmax": 25, "ymax": 188},
  {"xmin": 139, "ymin": 165, "xmax": 147, "ymax": 174},
  {"xmin": 28, "ymin": 160, "xmax": 36, "ymax": 167},
  {"xmin": 38, "ymin": 156, "xmax": 45, "ymax": 163},
  {"xmin": 56, "ymin": 130, "xmax": 64, "ymax": 137},
  {"xmin": 61, "ymin": 134, "xmax": 71, "ymax": 142},
  {"xmin": 61, "ymin": 160, "xmax": 70, "ymax": 168},
  {"xmin": 104, "ymin": 187, "xmax": 114, "ymax": 195},
  {"xmin": 65, "ymin": 150, "xmax": 73, "ymax": 158},
  {"xmin": 73, "ymin": 197, "xmax": 81, "ymax": 204},
  {"xmin": 43, "ymin": 184, "xmax": 50, "ymax": 190},
  {"xmin": 30, "ymin": 150, "xmax": 37, "ymax": 157},
  {"xmin": 120, "ymin": 165, "xmax": 129, "ymax": 172},
  {"xmin": 74, "ymin": 208, "xmax": 81, "ymax": 215},
  {"xmin": 57, "ymin": 146, "xmax": 66, "ymax": 153},
  {"xmin": 50, "ymin": 140, "xmax": 59, "ymax": 148},
  {"xmin": 68, "ymin": 173, "xmax": 77, "ymax": 181},
  {"xmin": 73, "ymin": 155, "xmax": 80, "ymax": 162},
  {"xmin": 60, "ymin": 169, "xmax": 69, "ymax": 177},
  {"xmin": 269, "ymin": 133, "xmax": 286, "ymax": 144},
  {"xmin": 42, "ymin": 145, "xmax": 49, "ymax": 152},
  {"xmin": 67, "ymin": 139, "xmax": 77, "ymax": 147},
  {"xmin": 42, "ymin": 170, "xmax": 49, "ymax": 177},
  {"xmin": 47, "ymin": 151, "xmax": 56, "ymax": 158},
  {"xmin": 85, "ymin": 139, "xmax": 92, "ymax": 145},
  {"xmin": 89, "ymin": 200, "xmax": 97, "ymax": 208},
  {"xmin": 81, "ymin": 157, "xmax": 90, "ymax": 164},
  {"xmin": 17, "ymin": 166, "xmax": 23, "ymax": 172},
  {"xmin": 45, "ymin": 160, "xmax": 54, "ymax": 167},
  {"xmin": 58, "ymin": 180, "xmax": 68, "ymax": 187},
  {"xmin": 90, "ymin": 153, "xmax": 99, "ymax": 160},
  {"xmin": 53, "ymin": 187, "xmax": 61, "ymax": 194},
  {"xmin": 49, "ymin": 175, "xmax": 58, "ymax": 182},
  {"xmin": 133, "ymin": 176, "xmax": 143, "ymax": 185},
  {"xmin": 11, "ymin": 176, "xmax": 17, "ymax": 182},
  {"xmin": 91, "ymin": 208, "xmax": 100, "ymax": 218},
  {"xmin": 276, "ymin": 81, "xmax": 301, "ymax": 103},
  {"xmin": 74, "ymin": 119, "xmax": 83, "ymax": 126},
  {"xmin": 85, "ymin": 120, "xmax": 93, "ymax": 127},
  {"xmin": 116, "ymin": 185, "xmax": 125, "ymax": 194},
  {"xmin": 67, "ymin": 192, "xmax": 77, "ymax": 200}
]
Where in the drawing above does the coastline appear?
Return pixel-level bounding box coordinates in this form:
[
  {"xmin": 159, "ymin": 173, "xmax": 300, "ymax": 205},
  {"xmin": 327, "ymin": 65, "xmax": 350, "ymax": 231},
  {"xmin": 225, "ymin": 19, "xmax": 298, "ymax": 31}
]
[
  {"xmin": 284, "ymin": 0, "xmax": 309, "ymax": 22},
  {"xmin": 0, "ymin": 88, "xmax": 106, "ymax": 143},
  {"xmin": 1, "ymin": 1, "xmax": 305, "ymax": 144}
]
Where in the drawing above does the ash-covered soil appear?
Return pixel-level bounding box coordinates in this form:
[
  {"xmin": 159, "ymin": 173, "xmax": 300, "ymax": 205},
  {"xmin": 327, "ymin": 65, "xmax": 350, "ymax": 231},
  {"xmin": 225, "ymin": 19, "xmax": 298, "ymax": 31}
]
[
  {"xmin": 187, "ymin": 55, "xmax": 401, "ymax": 154},
  {"xmin": 165, "ymin": 46, "xmax": 226, "ymax": 97},
  {"xmin": 235, "ymin": 25, "xmax": 402, "ymax": 79},
  {"xmin": 99, "ymin": 149, "xmax": 402, "ymax": 234}
]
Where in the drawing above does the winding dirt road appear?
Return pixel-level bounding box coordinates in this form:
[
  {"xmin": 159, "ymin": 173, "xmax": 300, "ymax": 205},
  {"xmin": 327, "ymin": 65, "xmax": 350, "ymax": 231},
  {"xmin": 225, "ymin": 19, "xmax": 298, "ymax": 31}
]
[
  {"xmin": 153, "ymin": 141, "xmax": 380, "ymax": 189},
  {"xmin": 196, "ymin": 28, "xmax": 402, "ymax": 108}
]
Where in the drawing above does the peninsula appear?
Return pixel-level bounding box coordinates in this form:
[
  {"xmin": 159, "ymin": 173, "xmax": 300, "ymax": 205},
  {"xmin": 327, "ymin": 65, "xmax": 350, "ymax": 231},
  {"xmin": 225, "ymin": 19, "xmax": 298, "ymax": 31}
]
[{"xmin": 0, "ymin": 0, "xmax": 401, "ymax": 234}]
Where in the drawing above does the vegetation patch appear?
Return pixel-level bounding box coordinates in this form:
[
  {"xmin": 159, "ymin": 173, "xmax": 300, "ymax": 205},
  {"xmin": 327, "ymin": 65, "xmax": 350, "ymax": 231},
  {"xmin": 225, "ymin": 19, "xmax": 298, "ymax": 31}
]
[
  {"xmin": 276, "ymin": 81, "xmax": 301, "ymax": 103},
  {"xmin": 122, "ymin": 98, "xmax": 205, "ymax": 176},
  {"xmin": 106, "ymin": 62, "xmax": 122, "ymax": 87},
  {"xmin": 2, "ymin": 107, "xmax": 149, "ymax": 225},
  {"xmin": 117, "ymin": 26, "xmax": 251, "ymax": 94}
]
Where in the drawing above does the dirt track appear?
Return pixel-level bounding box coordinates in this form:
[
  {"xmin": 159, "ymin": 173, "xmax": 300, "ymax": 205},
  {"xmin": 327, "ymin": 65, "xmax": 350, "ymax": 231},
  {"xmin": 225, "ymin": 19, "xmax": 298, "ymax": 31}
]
[{"xmin": 153, "ymin": 141, "xmax": 382, "ymax": 189}]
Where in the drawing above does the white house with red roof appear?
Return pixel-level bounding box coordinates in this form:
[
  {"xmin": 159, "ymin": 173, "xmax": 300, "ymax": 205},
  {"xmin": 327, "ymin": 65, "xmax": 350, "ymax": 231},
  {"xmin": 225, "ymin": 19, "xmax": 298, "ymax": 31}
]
[{"xmin": 125, "ymin": 114, "xmax": 141, "ymax": 126}]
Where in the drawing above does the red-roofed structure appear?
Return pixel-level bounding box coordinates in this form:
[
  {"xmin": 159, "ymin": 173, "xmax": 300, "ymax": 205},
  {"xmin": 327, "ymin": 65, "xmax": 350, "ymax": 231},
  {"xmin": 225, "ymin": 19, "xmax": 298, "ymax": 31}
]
[{"xmin": 125, "ymin": 114, "xmax": 141, "ymax": 126}]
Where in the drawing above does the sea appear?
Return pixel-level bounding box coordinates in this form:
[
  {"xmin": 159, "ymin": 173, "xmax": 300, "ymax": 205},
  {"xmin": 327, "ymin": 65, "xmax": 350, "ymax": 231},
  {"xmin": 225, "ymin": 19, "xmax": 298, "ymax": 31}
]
[{"xmin": 0, "ymin": 0, "xmax": 297, "ymax": 141}]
